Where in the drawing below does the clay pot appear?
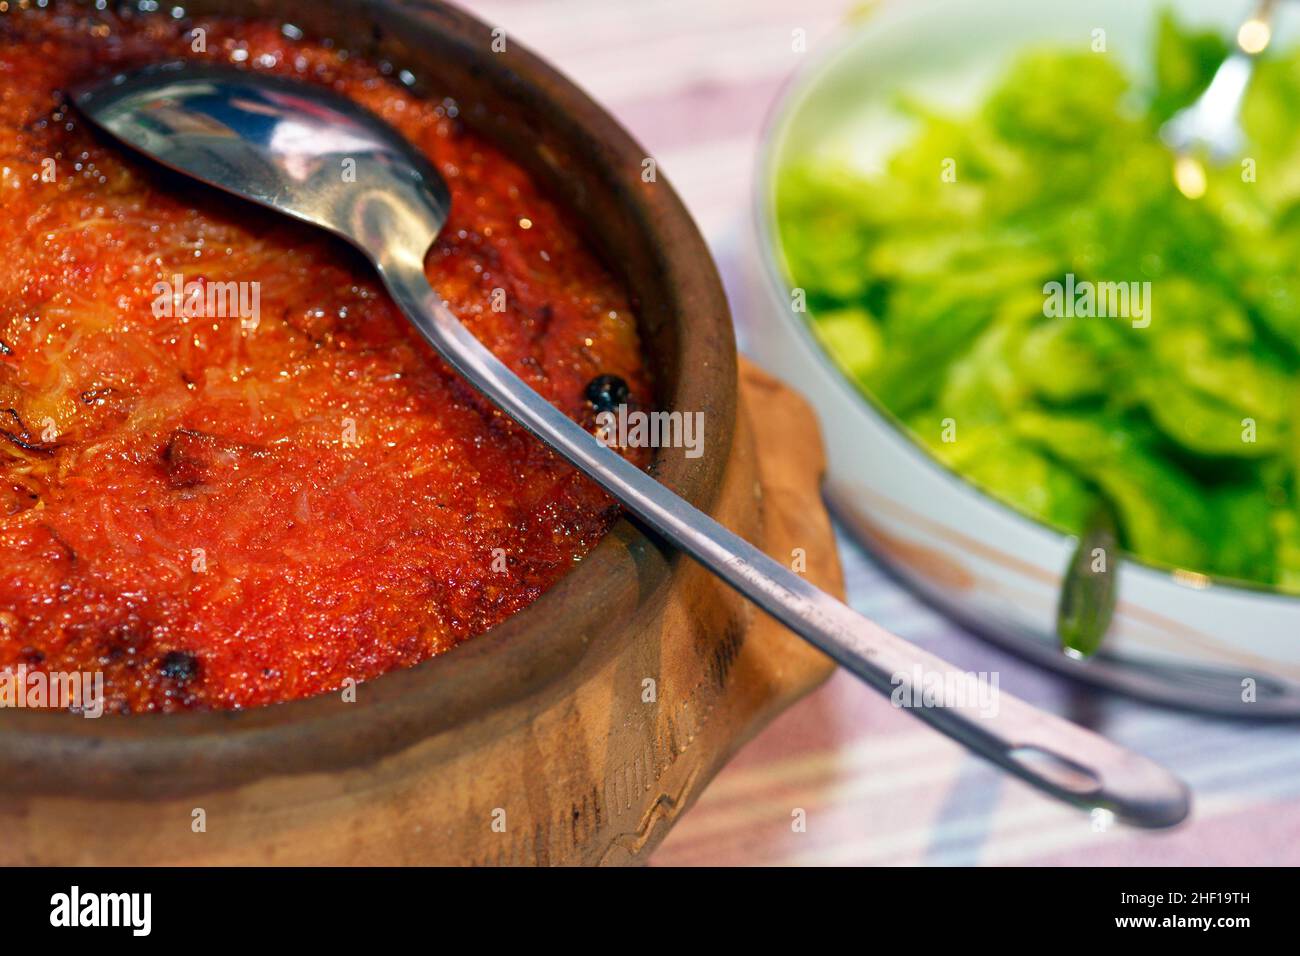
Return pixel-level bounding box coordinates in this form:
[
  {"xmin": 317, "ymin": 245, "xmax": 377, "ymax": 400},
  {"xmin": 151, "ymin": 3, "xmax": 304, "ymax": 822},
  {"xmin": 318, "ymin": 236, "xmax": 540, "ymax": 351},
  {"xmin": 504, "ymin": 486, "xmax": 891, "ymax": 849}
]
[{"xmin": 0, "ymin": 0, "xmax": 839, "ymax": 865}]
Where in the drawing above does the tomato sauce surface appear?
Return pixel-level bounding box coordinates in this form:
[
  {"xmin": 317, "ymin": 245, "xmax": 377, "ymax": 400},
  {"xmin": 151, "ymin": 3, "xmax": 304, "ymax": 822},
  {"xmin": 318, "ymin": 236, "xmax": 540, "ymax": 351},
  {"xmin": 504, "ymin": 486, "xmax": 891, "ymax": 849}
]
[{"xmin": 0, "ymin": 7, "xmax": 652, "ymax": 711}]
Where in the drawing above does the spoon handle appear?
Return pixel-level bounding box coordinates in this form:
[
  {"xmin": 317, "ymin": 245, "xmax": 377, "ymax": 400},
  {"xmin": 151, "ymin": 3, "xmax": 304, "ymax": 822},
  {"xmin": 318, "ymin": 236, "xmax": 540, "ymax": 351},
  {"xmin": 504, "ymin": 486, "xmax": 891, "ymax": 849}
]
[{"xmin": 379, "ymin": 262, "xmax": 1190, "ymax": 829}]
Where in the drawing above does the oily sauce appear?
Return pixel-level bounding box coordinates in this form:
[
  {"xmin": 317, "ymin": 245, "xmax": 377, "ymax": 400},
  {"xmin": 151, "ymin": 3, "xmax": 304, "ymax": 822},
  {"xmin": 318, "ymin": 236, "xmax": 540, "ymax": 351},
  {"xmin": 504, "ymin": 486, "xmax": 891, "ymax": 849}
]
[{"xmin": 0, "ymin": 7, "xmax": 652, "ymax": 711}]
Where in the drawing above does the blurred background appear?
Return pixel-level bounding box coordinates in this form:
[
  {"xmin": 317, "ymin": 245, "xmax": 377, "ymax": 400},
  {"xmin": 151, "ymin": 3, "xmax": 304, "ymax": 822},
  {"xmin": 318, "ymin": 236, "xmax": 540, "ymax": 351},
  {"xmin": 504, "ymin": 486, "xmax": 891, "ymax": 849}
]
[{"xmin": 470, "ymin": 0, "xmax": 1300, "ymax": 865}]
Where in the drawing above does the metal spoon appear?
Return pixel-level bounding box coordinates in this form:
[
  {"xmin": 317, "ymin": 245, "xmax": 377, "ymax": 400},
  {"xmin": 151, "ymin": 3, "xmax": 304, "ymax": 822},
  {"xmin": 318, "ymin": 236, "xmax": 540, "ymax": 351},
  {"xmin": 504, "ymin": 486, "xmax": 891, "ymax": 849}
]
[
  {"xmin": 74, "ymin": 62, "xmax": 1189, "ymax": 827},
  {"xmin": 1161, "ymin": 0, "xmax": 1279, "ymax": 196}
]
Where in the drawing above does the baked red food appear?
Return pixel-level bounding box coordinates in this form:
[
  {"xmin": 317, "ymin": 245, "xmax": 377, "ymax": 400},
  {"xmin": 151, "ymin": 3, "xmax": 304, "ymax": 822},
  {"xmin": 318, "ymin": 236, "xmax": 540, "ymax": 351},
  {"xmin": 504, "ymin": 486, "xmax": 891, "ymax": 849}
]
[{"xmin": 0, "ymin": 7, "xmax": 651, "ymax": 712}]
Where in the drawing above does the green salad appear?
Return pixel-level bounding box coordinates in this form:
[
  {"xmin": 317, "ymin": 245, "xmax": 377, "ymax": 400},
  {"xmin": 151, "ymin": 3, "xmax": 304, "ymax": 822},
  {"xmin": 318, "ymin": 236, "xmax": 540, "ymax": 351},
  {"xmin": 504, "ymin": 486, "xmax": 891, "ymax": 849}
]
[{"xmin": 777, "ymin": 11, "xmax": 1300, "ymax": 590}]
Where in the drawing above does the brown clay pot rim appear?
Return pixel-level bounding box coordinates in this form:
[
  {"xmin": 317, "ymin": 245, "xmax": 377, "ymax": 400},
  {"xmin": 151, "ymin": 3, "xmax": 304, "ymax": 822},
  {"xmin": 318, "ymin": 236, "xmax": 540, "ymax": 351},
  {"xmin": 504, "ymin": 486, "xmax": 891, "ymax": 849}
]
[{"xmin": 0, "ymin": 0, "xmax": 736, "ymax": 799}]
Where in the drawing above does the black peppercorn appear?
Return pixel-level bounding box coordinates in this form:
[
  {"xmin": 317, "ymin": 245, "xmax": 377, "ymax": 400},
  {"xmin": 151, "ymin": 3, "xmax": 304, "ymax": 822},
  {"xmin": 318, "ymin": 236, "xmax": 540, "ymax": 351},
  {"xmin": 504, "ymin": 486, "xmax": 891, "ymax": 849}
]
[
  {"xmin": 159, "ymin": 650, "xmax": 200, "ymax": 683},
  {"xmin": 584, "ymin": 374, "xmax": 629, "ymax": 413}
]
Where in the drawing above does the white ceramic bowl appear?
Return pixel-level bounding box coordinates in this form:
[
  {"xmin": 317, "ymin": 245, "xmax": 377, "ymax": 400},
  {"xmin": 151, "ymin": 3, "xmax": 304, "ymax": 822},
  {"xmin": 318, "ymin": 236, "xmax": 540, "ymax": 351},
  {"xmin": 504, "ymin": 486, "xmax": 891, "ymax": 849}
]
[{"xmin": 743, "ymin": 0, "xmax": 1300, "ymax": 715}]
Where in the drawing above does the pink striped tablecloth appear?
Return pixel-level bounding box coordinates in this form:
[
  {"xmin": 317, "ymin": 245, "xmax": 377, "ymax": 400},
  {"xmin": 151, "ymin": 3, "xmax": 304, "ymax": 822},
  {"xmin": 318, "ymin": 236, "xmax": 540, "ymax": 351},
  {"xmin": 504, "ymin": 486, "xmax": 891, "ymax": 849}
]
[{"xmin": 470, "ymin": 0, "xmax": 1300, "ymax": 866}]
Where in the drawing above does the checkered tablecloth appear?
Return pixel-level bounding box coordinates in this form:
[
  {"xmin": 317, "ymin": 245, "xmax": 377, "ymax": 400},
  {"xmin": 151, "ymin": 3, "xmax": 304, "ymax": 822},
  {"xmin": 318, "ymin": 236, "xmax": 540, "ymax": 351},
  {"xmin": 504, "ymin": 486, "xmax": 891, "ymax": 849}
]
[{"xmin": 471, "ymin": 0, "xmax": 1300, "ymax": 865}]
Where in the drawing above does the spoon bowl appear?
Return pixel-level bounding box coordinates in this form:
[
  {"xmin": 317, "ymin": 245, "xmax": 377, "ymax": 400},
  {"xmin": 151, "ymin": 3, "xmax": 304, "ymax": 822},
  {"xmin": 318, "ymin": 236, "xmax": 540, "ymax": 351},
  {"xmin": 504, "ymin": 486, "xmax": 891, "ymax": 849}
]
[
  {"xmin": 1159, "ymin": 0, "xmax": 1280, "ymax": 180},
  {"xmin": 74, "ymin": 62, "xmax": 448, "ymax": 264}
]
